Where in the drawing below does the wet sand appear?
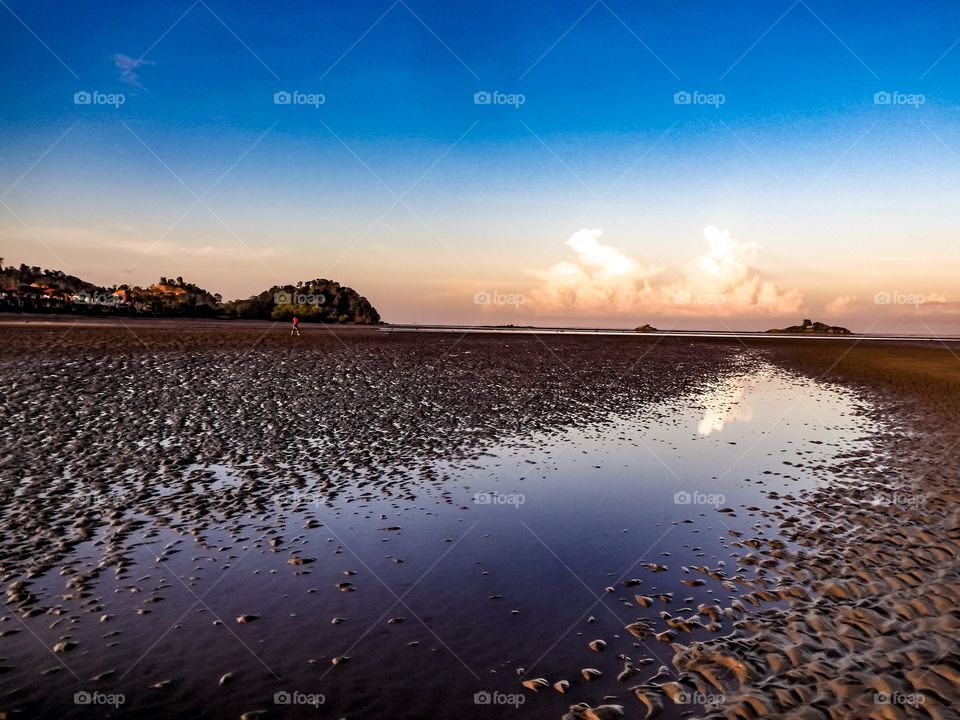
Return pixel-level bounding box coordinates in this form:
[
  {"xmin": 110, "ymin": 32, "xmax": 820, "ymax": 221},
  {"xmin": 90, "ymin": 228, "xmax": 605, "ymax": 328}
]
[{"xmin": 0, "ymin": 319, "xmax": 958, "ymax": 718}]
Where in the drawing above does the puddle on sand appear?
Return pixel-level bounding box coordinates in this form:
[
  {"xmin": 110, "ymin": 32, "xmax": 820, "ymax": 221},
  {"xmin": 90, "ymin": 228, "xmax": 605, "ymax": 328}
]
[{"xmin": 4, "ymin": 364, "xmax": 882, "ymax": 719}]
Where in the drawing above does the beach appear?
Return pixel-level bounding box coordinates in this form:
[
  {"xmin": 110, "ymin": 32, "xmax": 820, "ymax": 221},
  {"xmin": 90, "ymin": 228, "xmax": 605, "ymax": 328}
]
[{"xmin": 0, "ymin": 319, "xmax": 957, "ymax": 718}]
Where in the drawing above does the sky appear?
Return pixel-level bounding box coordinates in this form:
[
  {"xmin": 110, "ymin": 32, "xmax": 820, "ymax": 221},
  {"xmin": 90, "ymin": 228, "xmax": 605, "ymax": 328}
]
[{"xmin": 1, "ymin": 0, "xmax": 959, "ymax": 332}]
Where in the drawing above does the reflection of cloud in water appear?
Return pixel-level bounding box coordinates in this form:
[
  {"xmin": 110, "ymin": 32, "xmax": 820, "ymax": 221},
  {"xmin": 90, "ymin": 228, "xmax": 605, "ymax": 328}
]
[{"xmin": 698, "ymin": 377, "xmax": 754, "ymax": 436}]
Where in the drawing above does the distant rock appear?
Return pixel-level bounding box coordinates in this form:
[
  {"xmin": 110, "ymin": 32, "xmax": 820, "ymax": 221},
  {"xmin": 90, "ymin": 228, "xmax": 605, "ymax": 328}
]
[
  {"xmin": 767, "ymin": 319, "xmax": 852, "ymax": 335},
  {"xmin": 635, "ymin": 324, "xmax": 659, "ymax": 332}
]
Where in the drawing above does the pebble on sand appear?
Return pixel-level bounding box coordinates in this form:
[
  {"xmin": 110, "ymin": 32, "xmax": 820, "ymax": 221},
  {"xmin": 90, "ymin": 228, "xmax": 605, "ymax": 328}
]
[{"xmin": 521, "ymin": 678, "xmax": 549, "ymax": 692}]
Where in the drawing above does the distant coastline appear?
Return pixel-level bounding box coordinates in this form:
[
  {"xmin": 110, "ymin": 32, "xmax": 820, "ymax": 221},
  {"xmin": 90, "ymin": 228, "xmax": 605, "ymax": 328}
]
[{"xmin": 0, "ymin": 261, "xmax": 380, "ymax": 324}]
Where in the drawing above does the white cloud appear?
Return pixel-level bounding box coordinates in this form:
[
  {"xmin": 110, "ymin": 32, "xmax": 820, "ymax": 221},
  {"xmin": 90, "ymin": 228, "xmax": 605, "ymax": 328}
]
[
  {"xmin": 824, "ymin": 295, "xmax": 857, "ymax": 315},
  {"xmin": 113, "ymin": 53, "xmax": 155, "ymax": 88},
  {"xmin": 526, "ymin": 230, "xmax": 664, "ymax": 314},
  {"xmin": 528, "ymin": 226, "xmax": 803, "ymax": 317}
]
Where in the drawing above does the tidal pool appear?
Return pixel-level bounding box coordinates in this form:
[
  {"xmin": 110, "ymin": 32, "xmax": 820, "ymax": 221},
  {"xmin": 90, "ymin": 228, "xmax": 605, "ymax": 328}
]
[{"xmin": 2, "ymin": 362, "xmax": 882, "ymax": 719}]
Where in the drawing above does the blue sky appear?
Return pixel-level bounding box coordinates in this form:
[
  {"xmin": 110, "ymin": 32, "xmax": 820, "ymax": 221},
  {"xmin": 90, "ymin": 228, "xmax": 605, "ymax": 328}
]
[{"xmin": 2, "ymin": 0, "xmax": 960, "ymax": 330}]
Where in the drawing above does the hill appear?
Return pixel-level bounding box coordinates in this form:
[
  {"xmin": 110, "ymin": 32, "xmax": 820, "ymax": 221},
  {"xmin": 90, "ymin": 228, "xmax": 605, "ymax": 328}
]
[
  {"xmin": 0, "ymin": 261, "xmax": 221, "ymax": 316},
  {"xmin": 767, "ymin": 319, "xmax": 852, "ymax": 335},
  {"xmin": 0, "ymin": 261, "xmax": 379, "ymax": 323},
  {"xmin": 221, "ymin": 279, "xmax": 380, "ymax": 324}
]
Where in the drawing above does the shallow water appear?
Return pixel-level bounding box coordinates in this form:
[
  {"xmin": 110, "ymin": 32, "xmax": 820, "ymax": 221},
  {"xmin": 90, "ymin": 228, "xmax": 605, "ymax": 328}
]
[{"xmin": 2, "ymin": 362, "xmax": 882, "ymax": 719}]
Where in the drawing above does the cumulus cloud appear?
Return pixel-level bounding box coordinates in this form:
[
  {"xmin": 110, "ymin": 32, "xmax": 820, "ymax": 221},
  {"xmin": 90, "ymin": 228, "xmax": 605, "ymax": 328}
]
[
  {"xmin": 113, "ymin": 53, "xmax": 155, "ymax": 88},
  {"xmin": 526, "ymin": 229, "xmax": 664, "ymax": 314},
  {"xmin": 527, "ymin": 225, "xmax": 803, "ymax": 317},
  {"xmin": 824, "ymin": 295, "xmax": 857, "ymax": 316}
]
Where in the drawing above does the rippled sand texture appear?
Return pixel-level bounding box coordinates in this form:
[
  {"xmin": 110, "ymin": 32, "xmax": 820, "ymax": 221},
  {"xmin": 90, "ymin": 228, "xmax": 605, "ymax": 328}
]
[
  {"xmin": 0, "ymin": 324, "xmax": 741, "ymax": 577},
  {"xmin": 646, "ymin": 349, "xmax": 960, "ymax": 720}
]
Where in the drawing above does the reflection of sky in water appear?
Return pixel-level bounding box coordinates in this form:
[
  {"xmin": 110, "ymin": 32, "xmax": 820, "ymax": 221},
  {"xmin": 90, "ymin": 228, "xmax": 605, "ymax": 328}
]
[
  {"xmin": 9, "ymin": 363, "xmax": 882, "ymax": 720},
  {"xmin": 697, "ymin": 376, "xmax": 755, "ymax": 436}
]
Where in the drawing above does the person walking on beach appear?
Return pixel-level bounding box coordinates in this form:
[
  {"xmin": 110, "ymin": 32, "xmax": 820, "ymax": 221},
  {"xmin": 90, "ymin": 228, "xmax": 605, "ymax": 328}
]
[{"xmin": 291, "ymin": 315, "xmax": 301, "ymax": 336}]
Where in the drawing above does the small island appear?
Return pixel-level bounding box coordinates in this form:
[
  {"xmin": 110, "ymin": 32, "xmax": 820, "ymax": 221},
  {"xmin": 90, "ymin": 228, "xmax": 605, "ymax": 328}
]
[
  {"xmin": 767, "ymin": 318, "xmax": 852, "ymax": 335},
  {"xmin": 635, "ymin": 324, "xmax": 659, "ymax": 332}
]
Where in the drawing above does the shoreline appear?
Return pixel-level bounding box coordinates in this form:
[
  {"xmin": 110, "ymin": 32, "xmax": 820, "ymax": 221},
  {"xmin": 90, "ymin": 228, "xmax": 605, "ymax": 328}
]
[{"xmin": 3, "ymin": 314, "xmax": 959, "ymax": 344}]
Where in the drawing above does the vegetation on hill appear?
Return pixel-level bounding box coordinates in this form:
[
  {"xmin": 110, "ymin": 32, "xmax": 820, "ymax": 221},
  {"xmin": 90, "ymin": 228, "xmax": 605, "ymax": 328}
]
[
  {"xmin": 0, "ymin": 262, "xmax": 101, "ymax": 297},
  {"xmin": 126, "ymin": 277, "xmax": 222, "ymax": 316},
  {"xmin": 0, "ymin": 259, "xmax": 380, "ymax": 323},
  {"xmin": 222, "ymin": 279, "xmax": 380, "ymax": 324}
]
